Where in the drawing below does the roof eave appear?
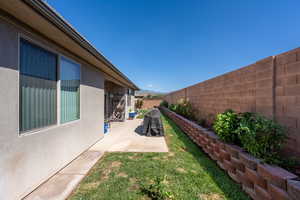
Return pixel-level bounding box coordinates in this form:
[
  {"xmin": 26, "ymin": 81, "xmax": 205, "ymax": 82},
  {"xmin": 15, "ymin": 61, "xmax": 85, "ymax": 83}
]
[{"xmin": 22, "ymin": 0, "xmax": 139, "ymax": 90}]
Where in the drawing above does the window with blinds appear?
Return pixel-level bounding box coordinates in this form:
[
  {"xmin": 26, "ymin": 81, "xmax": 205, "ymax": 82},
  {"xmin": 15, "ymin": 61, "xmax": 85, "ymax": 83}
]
[
  {"xmin": 60, "ymin": 57, "xmax": 80, "ymax": 123},
  {"xmin": 20, "ymin": 39, "xmax": 57, "ymax": 132}
]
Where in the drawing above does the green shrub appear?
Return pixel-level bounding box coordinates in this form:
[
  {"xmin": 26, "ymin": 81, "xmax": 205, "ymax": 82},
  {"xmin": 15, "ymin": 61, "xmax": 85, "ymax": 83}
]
[
  {"xmin": 160, "ymin": 100, "xmax": 169, "ymax": 108},
  {"xmin": 237, "ymin": 112, "xmax": 286, "ymax": 164},
  {"xmin": 168, "ymin": 99, "xmax": 196, "ymax": 121},
  {"xmin": 213, "ymin": 109, "xmax": 240, "ymax": 144},
  {"xmin": 168, "ymin": 104, "xmax": 177, "ymax": 112},
  {"xmin": 213, "ymin": 110, "xmax": 287, "ymax": 165}
]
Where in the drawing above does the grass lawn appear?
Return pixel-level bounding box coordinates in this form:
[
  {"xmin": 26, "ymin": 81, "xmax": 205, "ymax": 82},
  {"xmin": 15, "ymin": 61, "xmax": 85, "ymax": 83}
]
[{"xmin": 69, "ymin": 115, "xmax": 250, "ymax": 200}]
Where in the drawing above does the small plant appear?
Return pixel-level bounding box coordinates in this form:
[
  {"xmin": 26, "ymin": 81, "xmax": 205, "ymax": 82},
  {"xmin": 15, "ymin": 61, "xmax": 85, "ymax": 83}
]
[
  {"xmin": 168, "ymin": 104, "xmax": 177, "ymax": 112},
  {"xmin": 137, "ymin": 109, "xmax": 149, "ymax": 119},
  {"xmin": 213, "ymin": 109, "xmax": 240, "ymax": 144},
  {"xmin": 167, "ymin": 99, "xmax": 196, "ymax": 121},
  {"xmin": 236, "ymin": 112, "xmax": 286, "ymax": 164},
  {"xmin": 139, "ymin": 176, "xmax": 173, "ymax": 200},
  {"xmin": 160, "ymin": 100, "xmax": 169, "ymax": 108}
]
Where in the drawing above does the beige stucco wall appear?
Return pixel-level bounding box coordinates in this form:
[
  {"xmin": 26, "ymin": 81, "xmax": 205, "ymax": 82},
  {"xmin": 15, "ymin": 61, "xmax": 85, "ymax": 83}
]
[{"xmin": 0, "ymin": 18, "xmax": 105, "ymax": 200}]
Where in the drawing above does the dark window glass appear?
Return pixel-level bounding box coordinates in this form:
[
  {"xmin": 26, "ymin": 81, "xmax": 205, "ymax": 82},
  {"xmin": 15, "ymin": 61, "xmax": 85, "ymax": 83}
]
[{"xmin": 20, "ymin": 39, "xmax": 57, "ymax": 132}]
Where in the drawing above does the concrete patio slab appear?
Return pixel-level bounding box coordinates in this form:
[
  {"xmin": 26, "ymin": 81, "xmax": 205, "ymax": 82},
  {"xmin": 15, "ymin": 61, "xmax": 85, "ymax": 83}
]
[{"xmin": 90, "ymin": 119, "xmax": 169, "ymax": 152}]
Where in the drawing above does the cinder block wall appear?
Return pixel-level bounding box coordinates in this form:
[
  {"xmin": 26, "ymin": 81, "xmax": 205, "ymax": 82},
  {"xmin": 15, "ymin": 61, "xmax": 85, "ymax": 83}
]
[
  {"xmin": 164, "ymin": 48, "xmax": 300, "ymax": 158},
  {"xmin": 275, "ymin": 48, "xmax": 300, "ymax": 157},
  {"xmin": 141, "ymin": 99, "xmax": 162, "ymax": 109}
]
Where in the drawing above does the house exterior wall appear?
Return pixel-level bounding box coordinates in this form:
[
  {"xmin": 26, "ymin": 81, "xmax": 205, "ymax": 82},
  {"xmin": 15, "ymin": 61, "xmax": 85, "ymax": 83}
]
[
  {"xmin": 164, "ymin": 50, "xmax": 300, "ymax": 159},
  {"xmin": 0, "ymin": 18, "xmax": 105, "ymax": 200}
]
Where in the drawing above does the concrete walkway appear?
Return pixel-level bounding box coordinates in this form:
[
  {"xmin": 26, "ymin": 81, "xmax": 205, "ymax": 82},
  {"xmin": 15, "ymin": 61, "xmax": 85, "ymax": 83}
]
[{"xmin": 24, "ymin": 119, "xmax": 168, "ymax": 200}]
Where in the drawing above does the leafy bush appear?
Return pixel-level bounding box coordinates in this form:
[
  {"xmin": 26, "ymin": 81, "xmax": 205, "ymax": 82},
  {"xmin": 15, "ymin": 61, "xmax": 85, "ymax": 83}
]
[
  {"xmin": 168, "ymin": 104, "xmax": 177, "ymax": 112},
  {"xmin": 213, "ymin": 109, "xmax": 240, "ymax": 144},
  {"xmin": 160, "ymin": 100, "xmax": 169, "ymax": 108},
  {"xmin": 236, "ymin": 112, "xmax": 286, "ymax": 164},
  {"xmin": 213, "ymin": 110, "xmax": 287, "ymax": 164},
  {"xmin": 168, "ymin": 99, "xmax": 196, "ymax": 121}
]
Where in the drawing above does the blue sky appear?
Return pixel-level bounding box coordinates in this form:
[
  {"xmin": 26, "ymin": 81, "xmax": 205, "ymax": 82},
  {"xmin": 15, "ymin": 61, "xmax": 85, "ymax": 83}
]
[{"xmin": 48, "ymin": 0, "xmax": 300, "ymax": 92}]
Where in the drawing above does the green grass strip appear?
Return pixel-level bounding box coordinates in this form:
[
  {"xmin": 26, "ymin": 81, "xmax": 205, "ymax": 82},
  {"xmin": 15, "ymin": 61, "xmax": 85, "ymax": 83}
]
[{"xmin": 69, "ymin": 115, "xmax": 250, "ymax": 200}]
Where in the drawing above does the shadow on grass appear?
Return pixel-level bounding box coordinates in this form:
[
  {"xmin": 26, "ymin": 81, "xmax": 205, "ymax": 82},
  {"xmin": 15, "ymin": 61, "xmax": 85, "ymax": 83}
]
[{"xmin": 163, "ymin": 115, "xmax": 250, "ymax": 200}]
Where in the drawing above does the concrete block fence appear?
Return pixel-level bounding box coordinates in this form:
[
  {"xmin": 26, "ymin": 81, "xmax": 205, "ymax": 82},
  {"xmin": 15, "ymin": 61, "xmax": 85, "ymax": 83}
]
[
  {"xmin": 160, "ymin": 107, "xmax": 300, "ymax": 200},
  {"xmin": 141, "ymin": 99, "xmax": 162, "ymax": 110},
  {"xmin": 164, "ymin": 48, "xmax": 300, "ymax": 158}
]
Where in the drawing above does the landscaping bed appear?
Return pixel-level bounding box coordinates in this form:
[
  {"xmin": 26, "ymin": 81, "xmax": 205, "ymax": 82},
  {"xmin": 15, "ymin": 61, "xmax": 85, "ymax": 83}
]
[
  {"xmin": 160, "ymin": 106, "xmax": 300, "ymax": 200},
  {"xmin": 69, "ymin": 115, "xmax": 249, "ymax": 200},
  {"xmin": 136, "ymin": 109, "xmax": 149, "ymax": 119}
]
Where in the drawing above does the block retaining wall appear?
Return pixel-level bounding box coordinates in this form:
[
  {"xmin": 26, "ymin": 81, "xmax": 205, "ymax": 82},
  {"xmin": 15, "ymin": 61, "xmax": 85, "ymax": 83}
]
[{"xmin": 161, "ymin": 107, "xmax": 300, "ymax": 200}]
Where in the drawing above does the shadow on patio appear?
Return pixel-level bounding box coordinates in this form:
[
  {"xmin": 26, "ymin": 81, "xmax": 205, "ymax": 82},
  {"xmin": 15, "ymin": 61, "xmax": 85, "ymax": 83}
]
[{"xmin": 90, "ymin": 118, "xmax": 168, "ymax": 153}]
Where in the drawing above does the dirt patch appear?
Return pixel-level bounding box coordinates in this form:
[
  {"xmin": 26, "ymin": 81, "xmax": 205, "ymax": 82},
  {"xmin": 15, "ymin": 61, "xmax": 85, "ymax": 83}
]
[
  {"xmin": 162, "ymin": 178, "xmax": 169, "ymax": 184},
  {"xmin": 81, "ymin": 182, "xmax": 100, "ymax": 190},
  {"xmin": 176, "ymin": 168, "xmax": 187, "ymax": 173},
  {"xmin": 111, "ymin": 161, "xmax": 122, "ymax": 168},
  {"xmin": 101, "ymin": 168, "xmax": 112, "ymax": 180},
  {"xmin": 128, "ymin": 155, "xmax": 136, "ymax": 160},
  {"xmin": 130, "ymin": 177, "xmax": 137, "ymax": 183},
  {"xmin": 179, "ymin": 147, "xmax": 188, "ymax": 152},
  {"xmin": 128, "ymin": 177, "xmax": 139, "ymax": 191},
  {"xmin": 128, "ymin": 154, "xmax": 140, "ymax": 160},
  {"xmin": 129, "ymin": 184, "xmax": 140, "ymax": 191},
  {"xmin": 168, "ymin": 152, "xmax": 175, "ymax": 157},
  {"xmin": 148, "ymin": 179, "xmax": 155, "ymax": 184},
  {"xmin": 117, "ymin": 172, "xmax": 128, "ymax": 178},
  {"xmin": 199, "ymin": 193, "xmax": 223, "ymax": 200},
  {"xmin": 153, "ymin": 156, "xmax": 161, "ymax": 160},
  {"xmin": 101, "ymin": 161, "xmax": 122, "ymax": 180}
]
